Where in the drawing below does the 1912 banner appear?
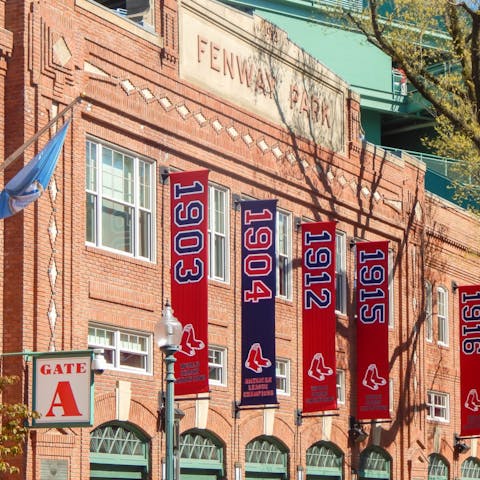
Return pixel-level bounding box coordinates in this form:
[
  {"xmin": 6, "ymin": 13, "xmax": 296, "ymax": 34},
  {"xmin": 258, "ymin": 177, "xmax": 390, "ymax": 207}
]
[
  {"xmin": 302, "ymin": 221, "xmax": 337, "ymax": 412},
  {"xmin": 356, "ymin": 241, "xmax": 390, "ymax": 420},
  {"xmin": 459, "ymin": 285, "xmax": 480, "ymax": 436},
  {"xmin": 241, "ymin": 200, "xmax": 277, "ymax": 406},
  {"xmin": 170, "ymin": 170, "xmax": 209, "ymax": 395}
]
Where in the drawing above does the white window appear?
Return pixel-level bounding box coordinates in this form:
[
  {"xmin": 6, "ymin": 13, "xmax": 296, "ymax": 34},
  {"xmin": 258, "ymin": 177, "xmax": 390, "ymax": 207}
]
[
  {"xmin": 241, "ymin": 198, "xmax": 290, "ymax": 297},
  {"xmin": 276, "ymin": 211, "xmax": 292, "ymax": 299},
  {"xmin": 208, "ymin": 185, "xmax": 229, "ymax": 282},
  {"xmin": 437, "ymin": 286, "xmax": 448, "ymax": 346},
  {"xmin": 276, "ymin": 359, "xmax": 290, "ymax": 395},
  {"xmin": 86, "ymin": 140, "xmax": 154, "ymax": 261},
  {"xmin": 427, "ymin": 390, "xmax": 449, "ymax": 422},
  {"xmin": 88, "ymin": 324, "xmax": 151, "ymax": 374},
  {"xmin": 336, "ymin": 369, "xmax": 345, "ymax": 404},
  {"xmin": 208, "ymin": 346, "xmax": 227, "ymax": 386},
  {"xmin": 425, "ymin": 281, "xmax": 433, "ymax": 342},
  {"xmin": 335, "ymin": 232, "xmax": 347, "ymax": 314},
  {"xmin": 388, "ymin": 249, "xmax": 395, "ymax": 327}
]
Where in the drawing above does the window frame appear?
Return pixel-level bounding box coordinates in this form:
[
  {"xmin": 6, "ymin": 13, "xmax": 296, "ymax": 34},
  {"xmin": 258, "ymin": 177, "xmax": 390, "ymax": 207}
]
[
  {"xmin": 208, "ymin": 346, "xmax": 227, "ymax": 387},
  {"xmin": 336, "ymin": 369, "xmax": 345, "ymax": 405},
  {"xmin": 335, "ymin": 231, "xmax": 347, "ymax": 314},
  {"xmin": 427, "ymin": 390, "xmax": 450, "ymax": 423},
  {"xmin": 276, "ymin": 210, "xmax": 292, "ymax": 300},
  {"xmin": 208, "ymin": 184, "xmax": 230, "ymax": 283},
  {"xmin": 437, "ymin": 286, "xmax": 449, "ymax": 346},
  {"xmin": 425, "ymin": 281, "xmax": 433, "ymax": 342},
  {"xmin": 86, "ymin": 139, "xmax": 156, "ymax": 262},
  {"xmin": 88, "ymin": 323, "xmax": 152, "ymax": 375},
  {"xmin": 275, "ymin": 358, "xmax": 290, "ymax": 396}
]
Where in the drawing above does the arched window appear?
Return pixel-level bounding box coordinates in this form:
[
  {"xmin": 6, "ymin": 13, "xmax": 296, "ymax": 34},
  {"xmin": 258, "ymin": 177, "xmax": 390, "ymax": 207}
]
[
  {"xmin": 90, "ymin": 422, "xmax": 149, "ymax": 479},
  {"xmin": 428, "ymin": 454, "xmax": 449, "ymax": 480},
  {"xmin": 245, "ymin": 436, "xmax": 288, "ymax": 479},
  {"xmin": 179, "ymin": 429, "xmax": 224, "ymax": 479},
  {"xmin": 306, "ymin": 441, "xmax": 343, "ymax": 479},
  {"xmin": 359, "ymin": 447, "xmax": 391, "ymax": 479},
  {"xmin": 461, "ymin": 457, "xmax": 480, "ymax": 480}
]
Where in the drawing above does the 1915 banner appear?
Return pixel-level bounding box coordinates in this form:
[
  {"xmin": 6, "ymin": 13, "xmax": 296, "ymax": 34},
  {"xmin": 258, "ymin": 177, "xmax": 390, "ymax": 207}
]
[
  {"xmin": 170, "ymin": 170, "xmax": 209, "ymax": 395},
  {"xmin": 302, "ymin": 221, "xmax": 337, "ymax": 412},
  {"xmin": 241, "ymin": 200, "xmax": 277, "ymax": 406},
  {"xmin": 356, "ymin": 241, "xmax": 390, "ymax": 420},
  {"xmin": 459, "ymin": 285, "xmax": 480, "ymax": 436}
]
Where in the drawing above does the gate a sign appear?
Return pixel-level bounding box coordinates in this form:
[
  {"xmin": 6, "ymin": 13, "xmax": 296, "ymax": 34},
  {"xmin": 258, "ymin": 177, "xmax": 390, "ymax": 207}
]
[{"xmin": 33, "ymin": 352, "xmax": 93, "ymax": 427}]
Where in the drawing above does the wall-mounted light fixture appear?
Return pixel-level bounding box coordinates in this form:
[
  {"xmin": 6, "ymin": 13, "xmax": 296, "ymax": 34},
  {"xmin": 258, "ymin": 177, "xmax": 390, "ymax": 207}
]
[
  {"xmin": 160, "ymin": 166, "xmax": 170, "ymax": 185},
  {"xmin": 454, "ymin": 434, "xmax": 470, "ymax": 454},
  {"xmin": 349, "ymin": 416, "xmax": 368, "ymax": 443},
  {"xmin": 451, "ymin": 281, "xmax": 459, "ymax": 293}
]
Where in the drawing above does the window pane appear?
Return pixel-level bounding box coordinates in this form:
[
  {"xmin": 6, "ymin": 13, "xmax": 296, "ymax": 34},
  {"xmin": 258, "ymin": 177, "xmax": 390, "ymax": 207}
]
[
  {"xmin": 139, "ymin": 211, "xmax": 151, "ymax": 259},
  {"xmin": 86, "ymin": 142, "xmax": 97, "ymax": 191},
  {"xmin": 102, "ymin": 199, "xmax": 133, "ymax": 253},
  {"xmin": 120, "ymin": 351, "xmax": 146, "ymax": 369},
  {"xmin": 86, "ymin": 193, "xmax": 97, "ymax": 244},
  {"xmin": 214, "ymin": 189, "xmax": 225, "ymax": 235},
  {"xmin": 208, "ymin": 347, "xmax": 225, "ymax": 385},
  {"xmin": 277, "ymin": 212, "xmax": 291, "ymax": 299},
  {"xmin": 88, "ymin": 327, "xmax": 114, "ymax": 346},
  {"xmin": 139, "ymin": 161, "xmax": 151, "ymax": 209},
  {"xmin": 214, "ymin": 235, "xmax": 225, "ymax": 278}
]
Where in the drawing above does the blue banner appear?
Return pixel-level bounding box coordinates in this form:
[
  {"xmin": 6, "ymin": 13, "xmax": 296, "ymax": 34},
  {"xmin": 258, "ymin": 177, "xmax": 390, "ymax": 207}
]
[
  {"xmin": 241, "ymin": 199, "xmax": 277, "ymax": 406},
  {"xmin": 0, "ymin": 120, "xmax": 70, "ymax": 219}
]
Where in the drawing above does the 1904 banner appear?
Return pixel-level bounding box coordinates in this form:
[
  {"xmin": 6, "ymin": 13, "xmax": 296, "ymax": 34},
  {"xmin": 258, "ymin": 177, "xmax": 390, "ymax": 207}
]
[{"xmin": 241, "ymin": 200, "xmax": 277, "ymax": 406}]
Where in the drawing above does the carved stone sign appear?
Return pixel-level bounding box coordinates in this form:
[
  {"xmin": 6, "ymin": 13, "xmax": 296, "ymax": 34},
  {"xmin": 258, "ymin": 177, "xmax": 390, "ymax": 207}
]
[{"xmin": 179, "ymin": 0, "xmax": 348, "ymax": 153}]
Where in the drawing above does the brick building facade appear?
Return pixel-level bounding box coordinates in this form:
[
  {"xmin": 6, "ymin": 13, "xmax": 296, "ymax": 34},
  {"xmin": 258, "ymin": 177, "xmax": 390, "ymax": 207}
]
[{"xmin": 0, "ymin": 0, "xmax": 479, "ymax": 479}]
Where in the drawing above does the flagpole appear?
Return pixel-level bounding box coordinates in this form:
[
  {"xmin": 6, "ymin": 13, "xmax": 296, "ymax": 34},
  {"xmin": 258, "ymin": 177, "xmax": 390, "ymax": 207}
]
[{"xmin": 0, "ymin": 95, "xmax": 83, "ymax": 173}]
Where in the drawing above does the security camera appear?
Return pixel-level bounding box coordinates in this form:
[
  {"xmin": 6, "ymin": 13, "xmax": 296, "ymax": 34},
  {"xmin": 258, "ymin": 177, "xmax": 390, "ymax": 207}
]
[{"xmin": 91, "ymin": 348, "xmax": 107, "ymax": 375}]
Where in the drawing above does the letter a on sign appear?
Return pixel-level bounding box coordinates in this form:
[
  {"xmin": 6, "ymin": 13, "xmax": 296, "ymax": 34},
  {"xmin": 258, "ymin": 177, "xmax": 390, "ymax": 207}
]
[
  {"xmin": 33, "ymin": 353, "xmax": 94, "ymax": 427},
  {"xmin": 45, "ymin": 381, "xmax": 82, "ymax": 417}
]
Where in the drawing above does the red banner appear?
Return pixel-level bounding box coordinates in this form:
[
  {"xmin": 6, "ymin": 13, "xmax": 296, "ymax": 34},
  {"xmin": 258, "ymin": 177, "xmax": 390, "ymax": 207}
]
[
  {"xmin": 459, "ymin": 285, "xmax": 480, "ymax": 436},
  {"xmin": 302, "ymin": 222, "xmax": 337, "ymax": 413},
  {"xmin": 170, "ymin": 170, "xmax": 209, "ymax": 395},
  {"xmin": 356, "ymin": 241, "xmax": 390, "ymax": 420}
]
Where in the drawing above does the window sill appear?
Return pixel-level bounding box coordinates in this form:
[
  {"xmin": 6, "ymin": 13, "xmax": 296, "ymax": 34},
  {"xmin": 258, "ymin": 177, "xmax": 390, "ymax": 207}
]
[{"xmin": 85, "ymin": 244, "xmax": 156, "ymax": 269}]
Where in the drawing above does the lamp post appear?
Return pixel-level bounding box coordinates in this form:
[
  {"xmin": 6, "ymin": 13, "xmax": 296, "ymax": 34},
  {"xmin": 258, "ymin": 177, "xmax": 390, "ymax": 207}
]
[{"xmin": 155, "ymin": 301, "xmax": 183, "ymax": 480}]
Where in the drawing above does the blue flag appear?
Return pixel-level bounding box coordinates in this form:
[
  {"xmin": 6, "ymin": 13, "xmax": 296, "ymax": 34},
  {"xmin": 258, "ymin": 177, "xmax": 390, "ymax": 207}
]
[{"xmin": 0, "ymin": 120, "xmax": 70, "ymax": 219}]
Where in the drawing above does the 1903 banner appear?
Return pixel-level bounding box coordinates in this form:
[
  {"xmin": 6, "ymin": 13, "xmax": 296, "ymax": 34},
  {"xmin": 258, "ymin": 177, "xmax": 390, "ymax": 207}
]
[{"xmin": 170, "ymin": 170, "xmax": 209, "ymax": 395}]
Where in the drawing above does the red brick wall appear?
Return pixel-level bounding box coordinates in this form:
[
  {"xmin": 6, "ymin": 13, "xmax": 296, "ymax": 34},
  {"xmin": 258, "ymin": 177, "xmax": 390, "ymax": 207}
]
[{"xmin": 1, "ymin": 1, "xmax": 479, "ymax": 479}]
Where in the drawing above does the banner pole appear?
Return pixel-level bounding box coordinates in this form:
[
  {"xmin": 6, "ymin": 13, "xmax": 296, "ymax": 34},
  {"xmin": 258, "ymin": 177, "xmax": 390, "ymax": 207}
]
[{"xmin": 0, "ymin": 95, "xmax": 83, "ymax": 173}]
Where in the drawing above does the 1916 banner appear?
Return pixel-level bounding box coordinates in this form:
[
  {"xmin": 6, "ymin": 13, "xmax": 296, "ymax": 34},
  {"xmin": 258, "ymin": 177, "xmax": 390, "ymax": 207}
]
[
  {"xmin": 459, "ymin": 285, "xmax": 480, "ymax": 436},
  {"xmin": 241, "ymin": 200, "xmax": 277, "ymax": 406},
  {"xmin": 302, "ymin": 221, "xmax": 337, "ymax": 412},
  {"xmin": 356, "ymin": 241, "xmax": 390, "ymax": 420},
  {"xmin": 170, "ymin": 170, "xmax": 209, "ymax": 395}
]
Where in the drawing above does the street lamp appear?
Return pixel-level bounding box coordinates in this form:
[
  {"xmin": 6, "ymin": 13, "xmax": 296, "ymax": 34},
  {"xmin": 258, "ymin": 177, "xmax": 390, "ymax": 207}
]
[{"xmin": 155, "ymin": 301, "xmax": 183, "ymax": 480}]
